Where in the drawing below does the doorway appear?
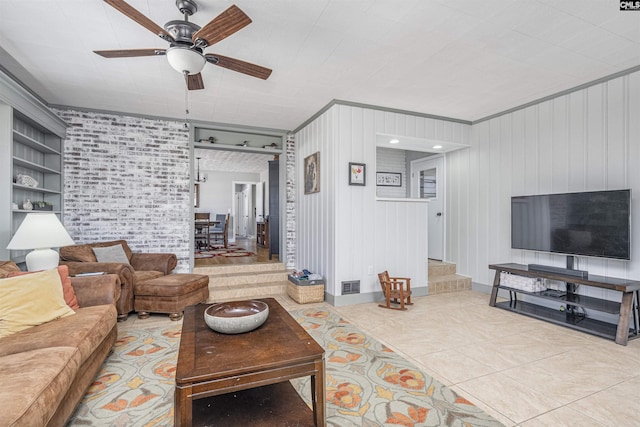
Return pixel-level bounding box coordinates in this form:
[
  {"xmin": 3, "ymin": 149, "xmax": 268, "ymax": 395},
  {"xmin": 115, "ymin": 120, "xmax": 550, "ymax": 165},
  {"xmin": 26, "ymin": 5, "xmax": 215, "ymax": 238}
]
[
  {"xmin": 411, "ymin": 155, "xmax": 445, "ymax": 261},
  {"xmin": 191, "ymin": 134, "xmax": 284, "ymax": 269},
  {"xmin": 232, "ymin": 182, "xmax": 258, "ymax": 239}
]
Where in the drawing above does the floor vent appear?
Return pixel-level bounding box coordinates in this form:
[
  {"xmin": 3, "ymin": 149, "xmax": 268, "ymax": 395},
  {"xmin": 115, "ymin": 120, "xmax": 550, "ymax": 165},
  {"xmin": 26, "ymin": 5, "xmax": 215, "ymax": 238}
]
[{"xmin": 342, "ymin": 280, "xmax": 360, "ymax": 295}]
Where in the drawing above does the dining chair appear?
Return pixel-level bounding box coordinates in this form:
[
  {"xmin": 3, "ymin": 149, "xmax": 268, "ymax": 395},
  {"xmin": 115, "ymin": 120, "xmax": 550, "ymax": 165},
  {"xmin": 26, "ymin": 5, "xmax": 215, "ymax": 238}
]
[
  {"xmin": 210, "ymin": 213, "xmax": 230, "ymax": 248},
  {"xmin": 377, "ymin": 270, "xmax": 412, "ymax": 310},
  {"xmin": 210, "ymin": 214, "xmax": 226, "ymax": 234},
  {"xmin": 194, "ymin": 212, "xmax": 210, "ymax": 250}
]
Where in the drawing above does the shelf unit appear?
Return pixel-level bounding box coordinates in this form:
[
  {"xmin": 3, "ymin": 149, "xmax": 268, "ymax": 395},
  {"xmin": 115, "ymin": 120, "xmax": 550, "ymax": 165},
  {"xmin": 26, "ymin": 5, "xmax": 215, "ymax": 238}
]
[
  {"xmin": 256, "ymin": 220, "xmax": 268, "ymax": 248},
  {"xmin": 10, "ymin": 115, "xmax": 64, "ymax": 263},
  {"xmin": 0, "ymin": 71, "xmax": 67, "ymax": 264},
  {"xmin": 192, "ymin": 124, "xmax": 284, "ymax": 155},
  {"xmin": 489, "ymin": 263, "xmax": 640, "ymax": 345}
]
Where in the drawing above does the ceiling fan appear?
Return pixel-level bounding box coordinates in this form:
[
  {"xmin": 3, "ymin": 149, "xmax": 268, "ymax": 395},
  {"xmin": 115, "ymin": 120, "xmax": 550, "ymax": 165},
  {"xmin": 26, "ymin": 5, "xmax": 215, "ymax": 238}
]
[{"xmin": 94, "ymin": 0, "xmax": 272, "ymax": 90}]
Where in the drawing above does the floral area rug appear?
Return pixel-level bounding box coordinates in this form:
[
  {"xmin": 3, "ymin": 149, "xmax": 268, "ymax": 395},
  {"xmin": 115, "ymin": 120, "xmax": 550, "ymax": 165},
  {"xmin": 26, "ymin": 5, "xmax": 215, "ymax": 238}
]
[
  {"xmin": 66, "ymin": 323, "xmax": 180, "ymax": 427},
  {"xmin": 67, "ymin": 308, "xmax": 503, "ymax": 427},
  {"xmin": 289, "ymin": 307, "xmax": 504, "ymax": 427},
  {"xmin": 194, "ymin": 244, "xmax": 256, "ymax": 258}
]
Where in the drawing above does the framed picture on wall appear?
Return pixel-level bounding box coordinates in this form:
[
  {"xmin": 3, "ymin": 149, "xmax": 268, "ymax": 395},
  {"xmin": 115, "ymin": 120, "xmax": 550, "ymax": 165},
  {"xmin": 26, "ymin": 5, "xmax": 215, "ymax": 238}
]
[
  {"xmin": 376, "ymin": 172, "xmax": 402, "ymax": 187},
  {"xmin": 349, "ymin": 162, "xmax": 366, "ymax": 186},
  {"xmin": 304, "ymin": 152, "xmax": 320, "ymax": 194}
]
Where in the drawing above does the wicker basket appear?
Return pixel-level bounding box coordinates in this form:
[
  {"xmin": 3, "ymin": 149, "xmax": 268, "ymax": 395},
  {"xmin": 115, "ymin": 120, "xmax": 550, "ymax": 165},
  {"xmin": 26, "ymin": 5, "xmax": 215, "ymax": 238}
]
[{"xmin": 287, "ymin": 282, "xmax": 324, "ymax": 304}]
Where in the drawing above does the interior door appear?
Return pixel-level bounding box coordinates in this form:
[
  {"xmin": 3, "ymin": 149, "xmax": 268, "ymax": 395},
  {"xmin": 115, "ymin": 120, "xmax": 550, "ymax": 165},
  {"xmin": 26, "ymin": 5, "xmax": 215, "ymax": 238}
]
[
  {"xmin": 241, "ymin": 187, "xmax": 250, "ymax": 236},
  {"xmin": 234, "ymin": 191, "xmax": 244, "ymax": 236},
  {"xmin": 411, "ymin": 155, "xmax": 445, "ymax": 260}
]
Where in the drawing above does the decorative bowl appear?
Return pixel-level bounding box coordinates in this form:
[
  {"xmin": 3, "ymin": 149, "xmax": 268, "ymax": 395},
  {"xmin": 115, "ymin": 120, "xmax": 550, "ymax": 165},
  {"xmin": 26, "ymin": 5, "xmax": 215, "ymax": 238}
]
[
  {"xmin": 204, "ymin": 300, "xmax": 269, "ymax": 334},
  {"xmin": 16, "ymin": 174, "xmax": 38, "ymax": 188}
]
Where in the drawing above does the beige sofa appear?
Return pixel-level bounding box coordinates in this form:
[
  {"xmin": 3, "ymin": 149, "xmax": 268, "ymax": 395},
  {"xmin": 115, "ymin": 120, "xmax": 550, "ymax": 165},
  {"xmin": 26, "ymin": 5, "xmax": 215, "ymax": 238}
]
[
  {"xmin": 0, "ymin": 261, "xmax": 120, "ymax": 427},
  {"xmin": 59, "ymin": 239, "xmax": 178, "ymax": 321}
]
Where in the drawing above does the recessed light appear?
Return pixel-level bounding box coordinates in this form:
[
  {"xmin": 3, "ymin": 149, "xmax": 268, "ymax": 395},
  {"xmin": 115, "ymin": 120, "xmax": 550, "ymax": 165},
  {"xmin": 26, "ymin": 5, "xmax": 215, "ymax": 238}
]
[
  {"xmin": 389, "ymin": 139, "xmax": 400, "ymax": 144},
  {"xmin": 433, "ymin": 145, "xmax": 443, "ymax": 149}
]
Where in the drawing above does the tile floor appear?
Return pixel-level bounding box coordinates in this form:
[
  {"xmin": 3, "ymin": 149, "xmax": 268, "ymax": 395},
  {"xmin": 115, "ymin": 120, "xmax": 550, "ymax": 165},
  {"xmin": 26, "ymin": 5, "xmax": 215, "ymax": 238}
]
[
  {"xmin": 329, "ymin": 291, "xmax": 640, "ymax": 427},
  {"xmin": 122, "ymin": 290, "xmax": 640, "ymax": 426}
]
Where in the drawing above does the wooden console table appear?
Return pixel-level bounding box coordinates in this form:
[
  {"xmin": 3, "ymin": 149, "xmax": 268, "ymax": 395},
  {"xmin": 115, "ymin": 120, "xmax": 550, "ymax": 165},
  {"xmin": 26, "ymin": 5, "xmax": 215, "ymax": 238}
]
[{"xmin": 489, "ymin": 263, "xmax": 640, "ymax": 345}]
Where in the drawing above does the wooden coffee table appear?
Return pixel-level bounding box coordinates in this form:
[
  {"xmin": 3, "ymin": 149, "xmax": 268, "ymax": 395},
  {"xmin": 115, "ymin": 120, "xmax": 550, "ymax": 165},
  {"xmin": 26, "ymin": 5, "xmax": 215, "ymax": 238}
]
[{"xmin": 175, "ymin": 298, "xmax": 325, "ymax": 426}]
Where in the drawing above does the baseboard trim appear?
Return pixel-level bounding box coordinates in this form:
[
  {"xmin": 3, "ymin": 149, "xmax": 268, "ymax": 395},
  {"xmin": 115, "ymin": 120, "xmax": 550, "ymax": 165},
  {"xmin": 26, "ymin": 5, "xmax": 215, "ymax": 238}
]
[
  {"xmin": 472, "ymin": 282, "xmax": 492, "ymax": 294},
  {"xmin": 327, "ymin": 287, "xmax": 428, "ymax": 307}
]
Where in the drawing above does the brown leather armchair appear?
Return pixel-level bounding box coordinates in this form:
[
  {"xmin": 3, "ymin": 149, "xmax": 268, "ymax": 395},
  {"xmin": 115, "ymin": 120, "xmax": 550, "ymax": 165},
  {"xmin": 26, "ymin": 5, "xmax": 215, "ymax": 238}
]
[{"xmin": 59, "ymin": 240, "xmax": 177, "ymax": 321}]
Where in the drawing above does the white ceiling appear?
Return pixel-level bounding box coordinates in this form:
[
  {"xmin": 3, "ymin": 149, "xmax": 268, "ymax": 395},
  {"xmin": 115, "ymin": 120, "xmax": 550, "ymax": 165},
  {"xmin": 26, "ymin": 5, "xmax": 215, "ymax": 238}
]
[
  {"xmin": 0, "ymin": 0, "xmax": 638, "ymax": 131},
  {"xmin": 195, "ymin": 148, "xmax": 274, "ymax": 173}
]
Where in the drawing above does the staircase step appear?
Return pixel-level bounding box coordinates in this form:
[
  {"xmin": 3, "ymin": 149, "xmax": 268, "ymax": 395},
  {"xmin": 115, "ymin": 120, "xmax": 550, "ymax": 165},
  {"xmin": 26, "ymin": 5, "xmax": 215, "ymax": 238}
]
[
  {"xmin": 196, "ymin": 262, "xmax": 290, "ymax": 302},
  {"xmin": 428, "ymin": 273, "xmax": 472, "ymax": 294},
  {"xmin": 428, "ymin": 260, "xmax": 457, "ymax": 277},
  {"xmin": 207, "ymin": 281, "xmax": 287, "ymax": 303},
  {"xmin": 194, "ymin": 262, "xmax": 286, "ymax": 275},
  {"xmin": 207, "ymin": 270, "xmax": 289, "ymax": 287}
]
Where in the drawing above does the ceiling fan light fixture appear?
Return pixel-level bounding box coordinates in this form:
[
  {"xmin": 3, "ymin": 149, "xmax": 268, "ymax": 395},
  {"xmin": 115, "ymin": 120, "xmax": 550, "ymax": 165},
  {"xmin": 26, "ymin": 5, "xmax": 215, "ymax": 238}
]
[{"xmin": 166, "ymin": 46, "xmax": 205, "ymax": 74}]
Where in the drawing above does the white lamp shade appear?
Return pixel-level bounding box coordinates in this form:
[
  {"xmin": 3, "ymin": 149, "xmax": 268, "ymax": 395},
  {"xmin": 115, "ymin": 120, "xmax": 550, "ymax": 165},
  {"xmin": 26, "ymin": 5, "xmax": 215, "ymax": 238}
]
[
  {"xmin": 6, "ymin": 213, "xmax": 75, "ymax": 271},
  {"xmin": 166, "ymin": 46, "xmax": 206, "ymax": 75}
]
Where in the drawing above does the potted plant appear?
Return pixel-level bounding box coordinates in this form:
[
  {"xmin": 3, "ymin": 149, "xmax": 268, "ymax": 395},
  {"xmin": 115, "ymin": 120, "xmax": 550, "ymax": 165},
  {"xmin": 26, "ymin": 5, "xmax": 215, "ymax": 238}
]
[{"xmin": 33, "ymin": 201, "xmax": 53, "ymax": 211}]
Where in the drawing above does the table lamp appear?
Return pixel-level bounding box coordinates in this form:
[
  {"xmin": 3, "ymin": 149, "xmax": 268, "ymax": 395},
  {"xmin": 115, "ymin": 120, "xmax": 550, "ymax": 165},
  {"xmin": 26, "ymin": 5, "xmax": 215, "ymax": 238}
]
[{"xmin": 6, "ymin": 212, "xmax": 75, "ymax": 271}]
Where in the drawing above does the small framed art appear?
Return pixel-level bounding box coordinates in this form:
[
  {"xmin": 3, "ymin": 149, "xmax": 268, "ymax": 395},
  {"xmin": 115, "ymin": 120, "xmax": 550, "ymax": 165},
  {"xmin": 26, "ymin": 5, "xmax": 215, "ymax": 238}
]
[
  {"xmin": 376, "ymin": 172, "xmax": 402, "ymax": 187},
  {"xmin": 349, "ymin": 162, "xmax": 366, "ymax": 186},
  {"xmin": 304, "ymin": 152, "xmax": 320, "ymax": 194}
]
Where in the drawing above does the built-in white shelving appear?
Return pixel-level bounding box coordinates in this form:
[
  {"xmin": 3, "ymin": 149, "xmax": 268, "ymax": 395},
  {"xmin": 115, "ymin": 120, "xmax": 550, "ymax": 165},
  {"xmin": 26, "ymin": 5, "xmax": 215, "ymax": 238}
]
[{"xmin": 0, "ymin": 70, "xmax": 68, "ymax": 264}]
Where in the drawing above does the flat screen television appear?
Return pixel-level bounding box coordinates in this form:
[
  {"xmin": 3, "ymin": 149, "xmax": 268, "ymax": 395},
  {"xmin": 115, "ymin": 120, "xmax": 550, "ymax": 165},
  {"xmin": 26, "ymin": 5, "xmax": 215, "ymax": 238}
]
[{"xmin": 511, "ymin": 189, "xmax": 631, "ymax": 260}]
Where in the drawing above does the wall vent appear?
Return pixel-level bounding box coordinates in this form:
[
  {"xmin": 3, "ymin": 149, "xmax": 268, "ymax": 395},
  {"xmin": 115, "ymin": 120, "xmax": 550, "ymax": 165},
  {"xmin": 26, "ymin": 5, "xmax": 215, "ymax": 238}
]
[{"xmin": 342, "ymin": 280, "xmax": 360, "ymax": 295}]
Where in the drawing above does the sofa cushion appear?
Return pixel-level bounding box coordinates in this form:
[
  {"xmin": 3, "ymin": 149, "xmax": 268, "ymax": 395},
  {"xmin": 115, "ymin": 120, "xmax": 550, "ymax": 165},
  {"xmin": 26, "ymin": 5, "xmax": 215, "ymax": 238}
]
[
  {"xmin": 7, "ymin": 265, "xmax": 80, "ymax": 310},
  {"xmin": 0, "ymin": 268, "xmax": 75, "ymax": 338},
  {"xmin": 93, "ymin": 244, "xmax": 129, "ymax": 264},
  {"xmin": 134, "ymin": 274, "xmax": 210, "ymax": 297},
  {"xmin": 135, "ymin": 270, "xmax": 165, "ymax": 283},
  {"xmin": 60, "ymin": 240, "xmax": 133, "ymax": 263},
  {"xmin": 0, "ymin": 347, "xmax": 81, "ymax": 426},
  {"xmin": 0, "ymin": 260, "xmax": 20, "ymax": 278},
  {"xmin": 0, "ymin": 305, "xmax": 117, "ymax": 362},
  {"xmin": 59, "ymin": 244, "xmax": 99, "ymax": 262}
]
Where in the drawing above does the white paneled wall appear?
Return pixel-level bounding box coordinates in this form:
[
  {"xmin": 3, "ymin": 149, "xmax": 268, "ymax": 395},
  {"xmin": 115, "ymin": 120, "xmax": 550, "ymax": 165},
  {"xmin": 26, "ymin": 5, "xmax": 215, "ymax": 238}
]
[
  {"xmin": 376, "ymin": 147, "xmax": 407, "ymax": 198},
  {"xmin": 375, "ymin": 200, "xmax": 428, "ymax": 287},
  {"xmin": 448, "ymin": 70, "xmax": 640, "ymax": 303},
  {"xmin": 296, "ymin": 103, "xmax": 470, "ymax": 304}
]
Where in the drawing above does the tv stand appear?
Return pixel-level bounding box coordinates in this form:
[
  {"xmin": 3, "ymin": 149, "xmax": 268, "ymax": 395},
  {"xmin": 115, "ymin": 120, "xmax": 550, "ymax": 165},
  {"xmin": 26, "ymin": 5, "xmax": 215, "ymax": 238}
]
[{"xmin": 489, "ymin": 263, "xmax": 640, "ymax": 345}]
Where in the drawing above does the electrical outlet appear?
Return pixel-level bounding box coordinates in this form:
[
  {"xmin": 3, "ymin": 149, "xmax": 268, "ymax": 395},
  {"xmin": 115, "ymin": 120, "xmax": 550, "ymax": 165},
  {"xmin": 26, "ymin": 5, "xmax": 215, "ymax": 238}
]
[{"xmin": 367, "ymin": 265, "xmax": 373, "ymax": 275}]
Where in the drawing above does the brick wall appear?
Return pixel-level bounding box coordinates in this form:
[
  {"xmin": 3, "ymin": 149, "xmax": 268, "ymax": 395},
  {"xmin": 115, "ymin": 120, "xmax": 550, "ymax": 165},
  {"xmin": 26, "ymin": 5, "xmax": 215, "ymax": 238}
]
[
  {"xmin": 285, "ymin": 135, "xmax": 296, "ymax": 269},
  {"xmin": 54, "ymin": 109, "xmax": 191, "ymax": 272}
]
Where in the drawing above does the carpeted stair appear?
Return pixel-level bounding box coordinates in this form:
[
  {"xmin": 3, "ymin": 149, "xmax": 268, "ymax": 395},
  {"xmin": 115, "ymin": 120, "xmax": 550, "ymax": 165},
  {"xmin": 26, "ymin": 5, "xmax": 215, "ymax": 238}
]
[
  {"xmin": 194, "ymin": 262, "xmax": 290, "ymax": 302},
  {"xmin": 428, "ymin": 259, "xmax": 472, "ymax": 294}
]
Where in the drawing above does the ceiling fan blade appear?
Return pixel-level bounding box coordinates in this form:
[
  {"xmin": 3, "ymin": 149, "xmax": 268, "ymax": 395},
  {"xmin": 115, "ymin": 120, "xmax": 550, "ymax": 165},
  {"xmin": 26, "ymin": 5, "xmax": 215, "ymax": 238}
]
[
  {"xmin": 187, "ymin": 73, "xmax": 205, "ymax": 90},
  {"xmin": 94, "ymin": 48, "xmax": 166, "ymax": 58},
  {"xmin": 103, "ymin": 0, "xmax": 173, "ymax": 41},
  {"xmin": 206, "ymin": 54, "xmax": 272, "ymax": 80},
  {"xmin": 192, "ymin": 5, "xmax": 251, "ymax": 47}
]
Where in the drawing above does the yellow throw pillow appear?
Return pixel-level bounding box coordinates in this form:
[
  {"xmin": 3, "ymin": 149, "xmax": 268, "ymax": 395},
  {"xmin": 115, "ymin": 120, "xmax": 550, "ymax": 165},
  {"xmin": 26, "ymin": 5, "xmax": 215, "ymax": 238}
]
[{"xmin": 0, "ymin": 268, "xmax": 75, "ymax": 338}]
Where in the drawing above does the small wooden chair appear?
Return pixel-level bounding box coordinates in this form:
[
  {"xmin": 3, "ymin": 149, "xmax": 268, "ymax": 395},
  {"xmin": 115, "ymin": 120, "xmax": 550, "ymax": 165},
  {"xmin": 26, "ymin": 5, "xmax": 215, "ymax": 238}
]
[{"xmin": 377, "ymin": 271, "xmax": 412, "ymax": 310}]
